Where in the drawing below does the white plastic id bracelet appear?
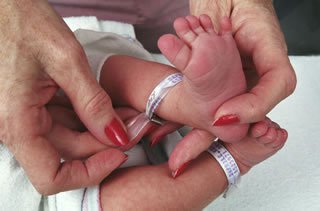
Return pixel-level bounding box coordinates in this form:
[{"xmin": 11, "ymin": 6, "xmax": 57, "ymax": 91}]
[
  {"xmin": 207, "ymin": 140, "xmax": 241, "ymax": 198},
  {"xmin": 145, "ymin": 73, "xmax": 183, "ymax": 122}
]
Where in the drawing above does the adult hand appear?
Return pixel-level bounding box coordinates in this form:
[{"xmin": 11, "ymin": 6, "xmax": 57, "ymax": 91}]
[
  {"xmin": 0, "ymin": 0, "xmax": 128, "ymax": 195},
  {"xmin": 47, "ymin": 105, "xmax": 181, "ymax": 160},
  {"xmin": 100, "ymin": 118, "xmax": 287, "ymax": 210},
  {"xmin": 46, "ymin": 106, "xmax": 158, "ymax": 160},
  {"xmin": 190, "ymin": 0, "xmax": 297, "ymax": 124},
  {"xmin": 48, "ymin": 106, "xmax": 287, "ymax": 210}
]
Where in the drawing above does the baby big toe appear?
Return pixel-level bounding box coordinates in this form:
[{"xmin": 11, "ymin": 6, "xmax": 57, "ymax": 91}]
[
  {"xmin": 174, "ymin": 17, "xmax": 197, "ymax": 44},
  {"xmin": 265, "ymin": 129, "xmax": 287, "ymax": 149},
  {"xmin": 158, "ymin": 34, "xmax": 191, "ymax": 70}
]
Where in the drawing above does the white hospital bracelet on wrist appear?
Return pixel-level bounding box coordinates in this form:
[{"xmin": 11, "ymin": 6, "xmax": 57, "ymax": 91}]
[
  {"xmin": 145, "ymin": 73, "xmax": 183, "ymax": 122},
  {"xmin": 207, "ymin": 140, "xmax": 241, "ymax": 198}
]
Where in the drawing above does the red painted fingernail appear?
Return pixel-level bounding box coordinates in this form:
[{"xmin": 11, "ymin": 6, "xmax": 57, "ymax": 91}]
[
  {"xmin": 213, "ymin": 115, "xmax": 240, "ymax": 126},
  {"xmin": 145, "ymin": 124, "xmax": 158, "ymax": 136},
  {"xmin": 172, "ymin": 161, "xmax": 191, "ymax": 178},
  {"xmin": 105, "ymin": 118, "xmax": 129, "ymax": 146},
  {"xmin": 150, "ymin": 135, "xmax": 164, "ymax": 147}
]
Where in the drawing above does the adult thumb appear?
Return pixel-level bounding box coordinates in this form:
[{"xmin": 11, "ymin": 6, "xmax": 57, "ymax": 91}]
[
  {"xmin": 43, "ymin": 38, "xmax": 129, "ymax": 147},
  {"xmin": 213, "ymin": 61, "xmax": 296, "ymax": 125}
]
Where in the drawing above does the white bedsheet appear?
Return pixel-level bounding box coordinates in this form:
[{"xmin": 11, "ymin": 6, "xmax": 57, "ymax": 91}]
[{"xmin": 66, "ymin": 17, "xmax": 320, "ymax": 211}]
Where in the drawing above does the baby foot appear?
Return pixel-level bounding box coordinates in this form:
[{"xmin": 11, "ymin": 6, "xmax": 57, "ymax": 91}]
[
  {"xmin": 224, "ymin": 117, "xmax": 287, "ymax": 174},
  {"xmin": 158, "ymin": 15, "xmax": 248, "ymax": 142}
]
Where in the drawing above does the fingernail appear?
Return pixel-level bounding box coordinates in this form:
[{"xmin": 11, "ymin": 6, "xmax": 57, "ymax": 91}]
[
  {"xmin": 145, "ymin": 124, "xmax": 158, "ymax": 137},
  {"xmin": 150, "ymin": 135, "xmax": 164, "ymax": 147},
  {"xmin": 172, "ymin": 161, "xmax": 191, "ymax": 178},
  {"xmin": 105, "ymin": 118, "xmax": 129, "ymax": 146},
  {"xmin": 213, "ymin": 115, "xmax": 240, "ymax": 126}
]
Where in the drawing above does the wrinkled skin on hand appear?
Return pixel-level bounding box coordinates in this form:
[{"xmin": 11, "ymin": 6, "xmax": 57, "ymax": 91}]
[
  {"xmin": 164, "ymin": 0, "xmax": 297, "ymax": 174},
  {"xmin": 0, "ymin": 0, "xmax": 127, "ymax": 195},
  {"xmin": 191, "ymin": 0, "xmax": 297, "ymax": 123},
  {"xmin": 47, "ymin": 105, "xmax": 180, "ymax": 160}
]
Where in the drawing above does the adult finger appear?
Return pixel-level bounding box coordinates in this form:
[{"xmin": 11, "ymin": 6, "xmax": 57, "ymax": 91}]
[
  {"xmin": 115, "ymin": 107, "xmax": 141, "ymax": 121},
  {"xmin": 121, "ymin": 113, "xmax": 159, "ymax": 151},
  {"xmin": 0, "ymin": 1, "xmax": 127, "ymax": 195},
  {"xmin": 3, "ymin": 102, "xmax": 127, "ymax": 195},
  {"xmin": 214, "ymin": 1, "xmax": 297, "ymax": 124},
  {"xmin": 11, "ymin": 131, "xmax": 126, "ymax": 195},
  {"xmin": 35, "ymin": 4, "xmax": 128, "ymax": 147},
  {"xmin": 47, "ymin": 106, "xmax": 154, "ymax": 157},
  {"xmin": 147, "ymin": 122, "xmax": 183, "ymax": 147},
  {"xmin": 47, "ymin": 105, "xmax": 85, "ymax": 131},
  {"xmin": 47, "ymin": 123, "xmax": 107, "ymax": 160},
  {"xmin": 214, "ymin": 57, "xmax": 296, "ymax": 123},
  {"xmin": 168, "ymin": 129, "xmax": 215, "ymax": 177}
]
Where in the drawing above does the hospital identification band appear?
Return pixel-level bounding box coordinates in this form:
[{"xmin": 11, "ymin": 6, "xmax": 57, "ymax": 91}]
[
  {"xmin": 145, "ymin": 73, "xmax": 183, "ymax": 121},
  {"xmin": 207, "ymin": 141, "xmax": 241, "ymax": 198}
]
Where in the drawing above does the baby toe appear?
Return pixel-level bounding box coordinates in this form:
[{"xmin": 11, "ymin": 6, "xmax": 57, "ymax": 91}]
[
  {"xmin": 257, "ymin": 127, "xmax": 277, "ymax": 144},
  {"xmin": 220, "ymin": 17, "xmax": 232, "ymax": 35},
  {"xmin": 265, "ymin": 129, "xmax": 287, "ymax": 149},
  {"xmin": 158, "ymin": 34, "xmax": 191, "ymax": 70},
  {"xmin": 186, "ymin": 15, "xmax": 205, "ymax": 35},
  {"xmin": 199, "ymin": 14, "xmax": 216, "ymax": 34},
  {"xmin": 250, "ymin": 120, "xmax": 269, "ymax": 138},
  {"xmin": 174, "ymin": 17, "xmax": 197, "ymax": 44},
  {"xmin": 278, "ymin": 129, "xmax": 288, "ymax": 146}
]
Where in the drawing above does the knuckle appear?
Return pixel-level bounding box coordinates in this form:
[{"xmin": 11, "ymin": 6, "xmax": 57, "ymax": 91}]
[
  {"xmin": 43, "ymin": 36, "xmax": 86, "ymax": 71},
  {"xmin": 33, "ymin": 165, "xmax": 72, "ymax": 196},
  {"xmin": 255, "ymin": 106, "xmax": 266, "ymax": 120},
  {"xmin": 34, "ymin": 182, "xmax": 57, "ymax": 196},
  {"xmin": 65, "ymin": 41, "xmax": 86, "ymax": 63},
  {"xmin": 83, "ymin": 89, "xmax": 112, "ymax": 117},
  {"xmin": 247, "ymin": 98, "xmax": 266, "ymax": 121},
  {"xmin": 60, "ymin": 43, "xmax": 85, "ymax": 65}
]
